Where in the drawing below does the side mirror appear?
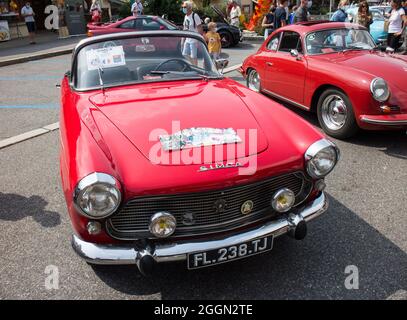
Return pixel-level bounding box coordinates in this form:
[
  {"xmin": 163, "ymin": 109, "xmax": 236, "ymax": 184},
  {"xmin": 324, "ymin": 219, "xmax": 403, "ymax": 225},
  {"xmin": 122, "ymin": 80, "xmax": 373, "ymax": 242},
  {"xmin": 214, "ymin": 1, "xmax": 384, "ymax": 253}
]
[
  {"xmin": 215, "ymin": 58, "xmax": 229, "ymax": 73},
  {"xmin": 290, "ymin": 49, "xmax": 299, "ymax": 57}
]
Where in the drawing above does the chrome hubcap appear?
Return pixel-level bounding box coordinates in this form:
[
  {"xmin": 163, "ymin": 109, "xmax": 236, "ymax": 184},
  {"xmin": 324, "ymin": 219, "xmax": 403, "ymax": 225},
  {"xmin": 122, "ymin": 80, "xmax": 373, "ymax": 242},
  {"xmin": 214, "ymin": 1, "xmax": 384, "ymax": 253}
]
[
  {"xmin": 248, "ymin": 71, "xmax": 260, "ymax": 92},
  {"xmin": 321, "ymin": 94, "xmax": 348, "ymax": 130}
]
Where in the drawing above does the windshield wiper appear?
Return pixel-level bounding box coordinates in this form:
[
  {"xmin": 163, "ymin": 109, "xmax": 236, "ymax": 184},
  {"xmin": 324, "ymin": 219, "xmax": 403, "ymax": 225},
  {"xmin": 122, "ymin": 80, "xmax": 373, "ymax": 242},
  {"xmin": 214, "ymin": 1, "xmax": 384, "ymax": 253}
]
[
  {"xmin": 149, "ymin": 70, "xmax": 221, "ymax": 80},
  {"xmin": 97, "ymin": 66, "xmax": 105, "ymax": 94}
]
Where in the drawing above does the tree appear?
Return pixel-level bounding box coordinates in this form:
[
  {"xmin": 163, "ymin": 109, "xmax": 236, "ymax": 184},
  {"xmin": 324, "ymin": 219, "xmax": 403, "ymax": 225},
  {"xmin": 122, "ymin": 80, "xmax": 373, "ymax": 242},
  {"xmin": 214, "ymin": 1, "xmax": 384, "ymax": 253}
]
[{"xmin": 144, "ymin": 0, "xmax": 184, "ymax": 22}]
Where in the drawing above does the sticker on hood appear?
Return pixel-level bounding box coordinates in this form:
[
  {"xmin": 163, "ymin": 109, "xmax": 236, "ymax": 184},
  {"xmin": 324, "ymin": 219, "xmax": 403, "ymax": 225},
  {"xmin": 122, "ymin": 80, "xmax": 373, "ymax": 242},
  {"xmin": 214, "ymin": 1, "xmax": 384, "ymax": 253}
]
[{"xmin": 159, "ymin": 127, "xmax": 242, "ymax": 151}]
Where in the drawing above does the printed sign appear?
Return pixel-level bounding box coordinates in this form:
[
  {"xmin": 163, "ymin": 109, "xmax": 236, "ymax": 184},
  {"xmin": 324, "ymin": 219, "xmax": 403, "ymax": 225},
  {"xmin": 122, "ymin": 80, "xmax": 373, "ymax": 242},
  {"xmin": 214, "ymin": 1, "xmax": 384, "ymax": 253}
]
[
  {"xmin": 0, "ymin": 20, "xmax": 10, "ymax": 42},
  {"xmin": 86, "ymin": 46, "xmax": 126, "ymax": 70}
]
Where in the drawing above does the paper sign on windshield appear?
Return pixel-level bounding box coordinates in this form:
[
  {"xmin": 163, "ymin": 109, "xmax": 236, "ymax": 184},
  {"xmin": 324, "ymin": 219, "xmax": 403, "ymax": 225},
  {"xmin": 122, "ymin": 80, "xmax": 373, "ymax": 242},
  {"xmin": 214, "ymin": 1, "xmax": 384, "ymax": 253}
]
[
  {"xmin": 86, "ymin": 46, "xmax": 125, "ymax": 70},
  {"xmin": 159, "ymin": 128, "xmax": 242, "ymax": 151}
]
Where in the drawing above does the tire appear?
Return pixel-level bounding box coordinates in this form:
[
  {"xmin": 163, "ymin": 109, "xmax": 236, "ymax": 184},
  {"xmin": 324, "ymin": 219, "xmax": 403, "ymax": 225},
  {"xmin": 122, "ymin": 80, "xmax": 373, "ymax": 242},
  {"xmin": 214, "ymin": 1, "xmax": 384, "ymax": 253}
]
[
  {"xmin": 317, "ymin": 88, "xmax": 359, "ymax": 139},
  {"xmin": 219, "ymin": 31, "xmax": 233, "ymax": 48},
  {"xmin": 246, "ymin": 69, "xmax": 261, "ymax": 93}
]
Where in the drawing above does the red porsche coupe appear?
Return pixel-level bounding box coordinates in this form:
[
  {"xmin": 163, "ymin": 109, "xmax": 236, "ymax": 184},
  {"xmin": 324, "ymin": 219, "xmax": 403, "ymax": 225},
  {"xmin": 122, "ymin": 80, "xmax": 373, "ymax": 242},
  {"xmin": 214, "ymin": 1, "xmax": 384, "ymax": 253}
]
[
  {"xmin": 241, "ymin": 21, "xmax": 407, "ymax": 139},
  {"xmin": 60, "ymin": 31, "xmax": 339, "ymax": 275}
]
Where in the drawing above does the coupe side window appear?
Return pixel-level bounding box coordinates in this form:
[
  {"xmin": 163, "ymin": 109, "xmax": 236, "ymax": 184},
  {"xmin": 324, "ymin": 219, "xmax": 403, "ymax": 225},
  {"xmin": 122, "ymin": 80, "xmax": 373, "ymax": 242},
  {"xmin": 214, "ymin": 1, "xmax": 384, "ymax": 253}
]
[
  {"xmin": 279, "ymin": 32, "xmax": 302, "ymax": 53},
  {"xmin": 266, "ymin": 33, "xmax": 280, "ymax": 51},
  {"xmin": 119, "ymin": 20, "xmax": 135, "ymax": 29}
]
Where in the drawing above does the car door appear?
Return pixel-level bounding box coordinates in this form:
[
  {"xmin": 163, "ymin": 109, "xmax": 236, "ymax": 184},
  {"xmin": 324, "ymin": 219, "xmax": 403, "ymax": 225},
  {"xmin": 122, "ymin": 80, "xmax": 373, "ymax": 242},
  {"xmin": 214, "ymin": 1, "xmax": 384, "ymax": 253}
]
[
  {"xmin": 267, "ymin": 31, "xmax": 307, "ymax": 104},
  {"xmin": 258, "ymin": 32, "xmax": 282, "ymax": 91}
]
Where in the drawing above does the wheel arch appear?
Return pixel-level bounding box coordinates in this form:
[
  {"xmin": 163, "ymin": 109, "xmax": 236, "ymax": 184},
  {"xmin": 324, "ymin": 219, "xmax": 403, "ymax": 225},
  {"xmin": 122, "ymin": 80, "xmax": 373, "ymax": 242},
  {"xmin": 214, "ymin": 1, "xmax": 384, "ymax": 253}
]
[{"xmin": 310, "ymin": 84, "xmax": 349, "ymax": 113}]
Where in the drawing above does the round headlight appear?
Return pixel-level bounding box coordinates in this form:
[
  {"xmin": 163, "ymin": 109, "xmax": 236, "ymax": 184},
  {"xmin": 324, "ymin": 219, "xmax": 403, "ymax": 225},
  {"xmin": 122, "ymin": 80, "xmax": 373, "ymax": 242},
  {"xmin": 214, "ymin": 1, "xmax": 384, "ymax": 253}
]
[
  {"xmin": 370, "ymin": 77, "xmax": 390, "ymax": 102},
  {"xmin": 271, "ymin": 188, "xmax": 296, "ymax": 213},
  {"xmin": 149, "ymin": 212, "xmax": 176, "ymax": 238},
  {"xmin": 74, "ymin": 173, "xmax": 121, "ymax": 219},
  {"xmin": 305, "ymin": 139, "xmax": 339, "ymax": 179}
]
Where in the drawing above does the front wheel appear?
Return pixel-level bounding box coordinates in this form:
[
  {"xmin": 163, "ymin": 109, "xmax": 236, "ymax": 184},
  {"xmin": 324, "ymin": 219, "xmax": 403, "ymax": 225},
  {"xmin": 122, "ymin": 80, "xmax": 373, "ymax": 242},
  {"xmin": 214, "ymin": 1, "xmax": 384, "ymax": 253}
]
[
  {"xmin": 246, "ymin": 69, "xmax": 261, "ymax": 93},
  {"xmin": 317, "ymin": 89, "xmax": 358, "ymax": 139},
  {"xmin": 219, "ymin": 31, "xmax": 233, "ymax": 48}
]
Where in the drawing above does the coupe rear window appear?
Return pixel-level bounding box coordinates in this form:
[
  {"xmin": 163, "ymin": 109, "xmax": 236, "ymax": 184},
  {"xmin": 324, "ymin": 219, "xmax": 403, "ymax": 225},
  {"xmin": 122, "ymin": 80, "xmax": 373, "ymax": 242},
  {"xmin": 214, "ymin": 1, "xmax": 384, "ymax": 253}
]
[{"xmin": 74, "ymin": 35, "xmax": 220, "ymax": 90}]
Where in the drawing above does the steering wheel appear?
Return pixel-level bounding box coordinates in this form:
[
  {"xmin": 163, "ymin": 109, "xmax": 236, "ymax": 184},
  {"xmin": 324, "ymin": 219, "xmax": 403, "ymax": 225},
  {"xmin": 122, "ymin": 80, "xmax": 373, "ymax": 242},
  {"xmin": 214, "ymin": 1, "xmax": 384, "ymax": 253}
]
[{"xmin": 154, "ymin": 58, "xmax": 192, "ymax": 72}]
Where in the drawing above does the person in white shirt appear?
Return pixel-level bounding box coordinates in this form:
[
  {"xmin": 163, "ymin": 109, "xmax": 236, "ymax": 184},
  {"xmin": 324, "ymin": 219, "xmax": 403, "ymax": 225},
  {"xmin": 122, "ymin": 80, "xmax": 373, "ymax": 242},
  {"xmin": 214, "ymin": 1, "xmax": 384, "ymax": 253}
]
[
  {"xmin": 21, "ymin": 2, "xmax": 36, "ymax": 44},
  {"xmin": 229, "ymin": 1, "xmax": 241, "ymax": 27},
  {"xmin": 131, "ymin": 0, "xmax": 143, "ymax": 16},
  {"xmin": 181, "ymin": 1, "xmax": 203, "ymax": 65},
  {"xmin": 385, "ymin": 0, "xmax": 406, "ymax": 52}
]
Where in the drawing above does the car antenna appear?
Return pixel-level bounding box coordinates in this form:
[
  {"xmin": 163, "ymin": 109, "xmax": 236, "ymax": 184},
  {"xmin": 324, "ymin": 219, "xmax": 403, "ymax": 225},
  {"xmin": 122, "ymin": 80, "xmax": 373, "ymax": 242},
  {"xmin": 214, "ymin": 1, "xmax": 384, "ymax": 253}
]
[{"xmin": 97, "ymin": 66, "xmax": 106, "ymax": 96}]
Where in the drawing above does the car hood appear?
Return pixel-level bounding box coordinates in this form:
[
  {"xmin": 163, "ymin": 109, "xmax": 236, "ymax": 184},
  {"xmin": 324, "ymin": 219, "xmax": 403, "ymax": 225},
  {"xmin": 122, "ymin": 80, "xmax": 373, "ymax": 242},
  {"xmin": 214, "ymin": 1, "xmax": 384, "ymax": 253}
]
[
  {"xmin": 315, "ymin": 51, "xmax": 407, "ymax": 92},
  {"xmin": 89, "ymin": 80, "xmax": 268, "ymax": 165}
]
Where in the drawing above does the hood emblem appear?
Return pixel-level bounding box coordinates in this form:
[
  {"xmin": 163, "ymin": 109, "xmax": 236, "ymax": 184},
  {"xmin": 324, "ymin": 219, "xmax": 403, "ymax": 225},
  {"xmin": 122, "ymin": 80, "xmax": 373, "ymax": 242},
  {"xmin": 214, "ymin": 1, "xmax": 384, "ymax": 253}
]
[
  {"xmin": 198, "ymin": 162, "xmax": 242, "ymax": 172},
  {"xmin": 241, "ymin": 200, "xmax": 254, "ymax": 215},
  {"xmin": 159, "ymin": 127, "xmax": 242, "ymax": 151}
]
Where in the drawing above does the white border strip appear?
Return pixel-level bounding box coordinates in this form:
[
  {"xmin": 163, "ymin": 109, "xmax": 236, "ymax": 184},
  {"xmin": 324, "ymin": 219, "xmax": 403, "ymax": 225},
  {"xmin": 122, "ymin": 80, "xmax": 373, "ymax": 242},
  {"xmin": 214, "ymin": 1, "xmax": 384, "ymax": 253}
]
[{"xmin": 0, "ymin": 122, "xmax": 59, "ymax": 150}]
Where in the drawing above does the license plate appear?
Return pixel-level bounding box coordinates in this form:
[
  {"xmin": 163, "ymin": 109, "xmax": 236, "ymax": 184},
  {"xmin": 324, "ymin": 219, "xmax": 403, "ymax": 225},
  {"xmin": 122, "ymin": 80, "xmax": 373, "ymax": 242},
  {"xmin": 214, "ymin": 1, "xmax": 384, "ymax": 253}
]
[{"xmin": 187, "ymin": 235, "xmax": 273, "ymax": 269}]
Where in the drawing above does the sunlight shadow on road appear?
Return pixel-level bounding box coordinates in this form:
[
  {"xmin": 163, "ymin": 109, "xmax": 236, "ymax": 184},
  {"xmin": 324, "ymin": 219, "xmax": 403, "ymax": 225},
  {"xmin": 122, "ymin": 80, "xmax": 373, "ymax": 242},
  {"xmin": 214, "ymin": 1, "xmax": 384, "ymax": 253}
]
[{"xmin": 0, "ymin": 192, "xmax": 61, "ymax": 228}]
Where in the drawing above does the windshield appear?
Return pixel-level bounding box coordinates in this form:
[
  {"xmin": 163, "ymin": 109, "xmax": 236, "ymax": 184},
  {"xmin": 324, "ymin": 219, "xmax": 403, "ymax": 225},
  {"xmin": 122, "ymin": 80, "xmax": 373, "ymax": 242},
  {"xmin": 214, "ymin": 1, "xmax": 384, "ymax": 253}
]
[
  {"xmin": 305, "ymin": 28, "xmax": 376, "ymax": 55},
  {"xmin": 75, "ymin": 35, "xmax": 221, "ymax": 90}
]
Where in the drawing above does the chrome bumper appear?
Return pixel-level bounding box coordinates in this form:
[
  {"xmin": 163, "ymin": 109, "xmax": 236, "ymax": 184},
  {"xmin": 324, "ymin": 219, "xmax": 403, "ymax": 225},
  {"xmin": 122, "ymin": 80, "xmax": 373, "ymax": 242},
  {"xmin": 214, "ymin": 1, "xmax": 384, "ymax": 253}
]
[
  {"xmin": 360, "ymin": 117, "xmax": 407, "ymax": 126},
  {"xmin": 72, "ymin": 192, "xmax": 328, "ymax": 265}
]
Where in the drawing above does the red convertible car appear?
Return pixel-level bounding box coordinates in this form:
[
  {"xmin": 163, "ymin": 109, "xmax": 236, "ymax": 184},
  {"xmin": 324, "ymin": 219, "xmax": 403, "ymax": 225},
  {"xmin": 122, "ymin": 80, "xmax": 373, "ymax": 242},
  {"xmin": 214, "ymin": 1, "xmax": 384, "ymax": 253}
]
[
  {"xmin": 60, "ymin": 31, "xmax": 339, "ymax": 275},
  {"xmin": 87, "ymin": 15, "xmax": 178, "ymax": 37},
  {"xmin": 241, "ymin": 22, "xmax": 407, "ymax": 139}
]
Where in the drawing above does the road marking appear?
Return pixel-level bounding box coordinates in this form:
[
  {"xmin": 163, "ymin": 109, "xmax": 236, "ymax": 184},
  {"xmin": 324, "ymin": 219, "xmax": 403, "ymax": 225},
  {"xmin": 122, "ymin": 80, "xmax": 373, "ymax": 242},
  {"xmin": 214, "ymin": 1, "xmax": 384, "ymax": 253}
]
[
  {"xmin": 0, "ymin": 63, "xmax": 243, "ymax": 149},
  {"xmin": 0, "ymin": 122, "xmax": 59, "ymax": 150},
  {"xmin": 0, "ymin": 103, "xmax": 59, "ymax": 109},
  {"xmin": 223, "ymin": 63, "xmax": 242, "ymax": 74}
]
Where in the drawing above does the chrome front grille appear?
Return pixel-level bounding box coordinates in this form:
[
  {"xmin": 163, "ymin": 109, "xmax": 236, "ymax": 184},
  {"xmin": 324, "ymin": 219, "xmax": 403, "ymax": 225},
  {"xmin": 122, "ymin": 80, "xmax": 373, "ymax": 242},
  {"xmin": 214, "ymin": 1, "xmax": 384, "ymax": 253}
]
[{"xmin": 107, "ymin": 172, "xmax": 311, "ymax": 239}]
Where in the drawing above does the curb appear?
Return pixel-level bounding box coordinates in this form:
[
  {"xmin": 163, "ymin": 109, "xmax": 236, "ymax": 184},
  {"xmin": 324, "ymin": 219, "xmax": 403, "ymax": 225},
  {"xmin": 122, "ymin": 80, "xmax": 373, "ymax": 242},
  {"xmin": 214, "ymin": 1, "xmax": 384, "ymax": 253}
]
[
  {"xmin": 0, "ymin": 48, "xmax": 73, "ymax": 67},
  {"xmin": 0, "ymin": 122, "xmax": 59, "ymax": 150}
]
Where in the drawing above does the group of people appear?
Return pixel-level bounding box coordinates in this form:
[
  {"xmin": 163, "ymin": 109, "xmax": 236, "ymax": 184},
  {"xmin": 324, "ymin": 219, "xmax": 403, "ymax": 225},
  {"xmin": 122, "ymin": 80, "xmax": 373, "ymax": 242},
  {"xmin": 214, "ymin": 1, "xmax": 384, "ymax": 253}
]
[
  {"xmin": 331, "ymin": 0, "xmax": 406, "ymax": 53},
  {"xmin": 260, "ymin": 0, "xmax": 406, "ymax": 54},
  {"xmin": 90, "ymin": 0, "xmax": 143, "ymax": 23},
  {"xmin": 261, "ymin": 0, "xmax": 311, "ymax": 40}
]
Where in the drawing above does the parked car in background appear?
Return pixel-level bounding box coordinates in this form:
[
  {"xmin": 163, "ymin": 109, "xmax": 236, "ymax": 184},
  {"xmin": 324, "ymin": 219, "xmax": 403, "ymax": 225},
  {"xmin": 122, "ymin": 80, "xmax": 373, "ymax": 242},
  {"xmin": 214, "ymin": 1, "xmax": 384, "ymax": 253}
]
[
  {"xmin": 241, "ymin": 22, "xmax": 407, "ymax": 139},
  {"xmin": 87, "ymin": 15, "xmax": 178, "ymax": 37},
  {"xmin": 61, "ymin": 30, "xmax": 338, "ymax": 275},
  {"xmin": 207, "ymin": 5, "xmax": 242, "ymax": 48}
]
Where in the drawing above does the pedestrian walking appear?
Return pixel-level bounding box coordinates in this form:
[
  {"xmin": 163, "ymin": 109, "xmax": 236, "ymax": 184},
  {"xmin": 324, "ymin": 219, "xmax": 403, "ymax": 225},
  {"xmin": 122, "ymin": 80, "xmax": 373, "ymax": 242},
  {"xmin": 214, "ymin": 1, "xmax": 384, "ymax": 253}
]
[
  {"xmin": 131, "ymin": 0, "xmax": 143, "ymax": 16},
  {"xmin": 330, "ymin": 0, "xmax": 349, "ymax": 22},
  {"xmin": 21, "ymin": 2, "xmax": 36, "ymax": 44},
  {"xmin": 355, "ymin": 1, "xmax": 373, "ymax": 31},
  {"xmin": 229, "ymin": 1, "xmax": 242, "ymax": 28},
  {"xmin": 294, "ymin": 0, "xmax": 309, "ymax": 23},
  {"xmin": 385, "ymin": 0, "xmax": 406, "ymax": 52},
  {"xmin": 100, "ymin": 0, "xmax": 112, "ymax": 22},
  {"xmin": 274, "ymin": 0, "xmax": 288, "ymax": 30},
  {"xmin": 181, "ymin": 1, "xmax": 203, "ymax": 65},
  {"xmin": 205, "ymin": 22, "xmax": 222, "ymax": 60},
  {"xmin": 262, "ymin": 5, "xmax": 276, "ymax": 40},
  {"xmin": 90, "ymin": 0, "xmax": 102, "ymax": 23}
]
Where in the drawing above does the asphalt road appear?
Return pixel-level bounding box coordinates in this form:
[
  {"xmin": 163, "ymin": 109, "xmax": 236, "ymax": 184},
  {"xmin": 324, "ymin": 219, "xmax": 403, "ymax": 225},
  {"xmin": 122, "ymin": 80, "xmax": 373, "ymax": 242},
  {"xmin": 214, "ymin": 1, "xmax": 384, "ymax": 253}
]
[{"xmin": 0, "ymin": 41, "xmax": 406, "ymax": 300}]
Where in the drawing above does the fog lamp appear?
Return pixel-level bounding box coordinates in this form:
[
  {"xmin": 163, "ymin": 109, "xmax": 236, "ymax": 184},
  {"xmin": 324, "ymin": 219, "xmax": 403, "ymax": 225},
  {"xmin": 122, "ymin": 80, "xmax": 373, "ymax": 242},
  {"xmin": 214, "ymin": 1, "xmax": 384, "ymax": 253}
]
[
  {"xmin": 149, "ymin": 212, "xmax": 176, "ymax": 238},
  {"xmin": 87, "ymin": 221, "xmax": 102, "ymax": 235},
  {"xmin": 271, "ymin": 188, "xmax": 295, "ymax": 213}
]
